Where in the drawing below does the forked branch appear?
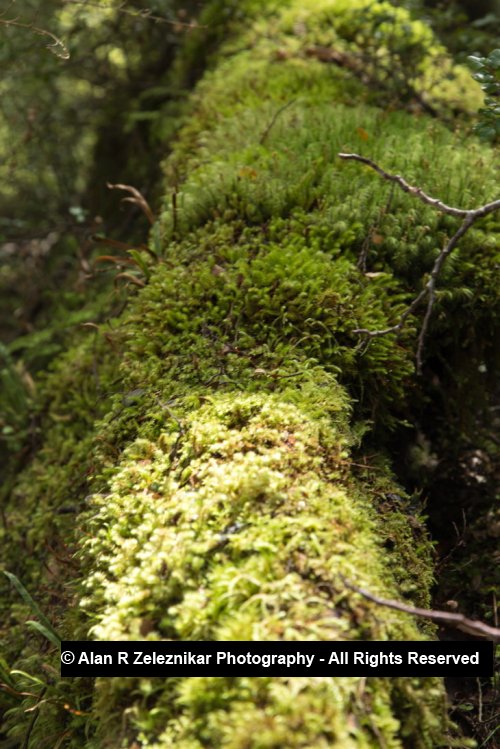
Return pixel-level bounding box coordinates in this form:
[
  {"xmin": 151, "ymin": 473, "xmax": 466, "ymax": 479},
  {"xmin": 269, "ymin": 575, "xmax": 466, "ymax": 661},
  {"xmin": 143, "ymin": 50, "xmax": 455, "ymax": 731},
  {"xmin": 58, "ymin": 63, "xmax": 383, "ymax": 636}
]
[
  {"xmin": 342, "ymin": 576, "xmax": 500, "ymax": 642},
  {"xmin": 338, "ymin": 153, "xmax": 500, "ymax": 373}
]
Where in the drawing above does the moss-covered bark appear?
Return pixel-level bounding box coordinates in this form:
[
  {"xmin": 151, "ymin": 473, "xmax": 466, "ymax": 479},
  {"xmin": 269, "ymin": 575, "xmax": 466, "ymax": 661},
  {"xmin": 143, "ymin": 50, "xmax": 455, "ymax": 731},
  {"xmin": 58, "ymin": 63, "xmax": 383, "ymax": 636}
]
[{"xmin": 1, "ymin": 1, "xmax": 498, "ymax": 747}]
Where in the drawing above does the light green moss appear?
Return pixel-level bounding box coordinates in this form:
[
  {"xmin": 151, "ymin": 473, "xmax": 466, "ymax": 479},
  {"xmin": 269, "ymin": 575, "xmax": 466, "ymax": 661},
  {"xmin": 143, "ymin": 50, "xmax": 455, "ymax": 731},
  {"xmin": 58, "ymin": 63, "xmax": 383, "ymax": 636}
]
[
  {"xmin": 1, "ymin": 0, "xmax": 498, "ymax": 747},
  {"xmin": 81, "ymin": 394, "xmax": 446, "ymax": 748}
]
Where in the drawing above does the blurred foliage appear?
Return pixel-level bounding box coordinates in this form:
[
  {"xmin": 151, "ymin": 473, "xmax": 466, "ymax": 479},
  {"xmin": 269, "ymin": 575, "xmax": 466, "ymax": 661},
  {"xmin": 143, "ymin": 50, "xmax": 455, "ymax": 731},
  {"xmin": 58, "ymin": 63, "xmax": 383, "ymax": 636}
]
[
  {"xmin": 0, "ymin": 0, "xmax": 497, "ymax": 475},
  {"xmin": 0, "ymin": 0, "xmax": 496, "ymax": 348},
  {"xmin": 0, "ymin": 0, "xmax": 203, "ymax": 353},
  {"xmin": 0, "ymin": 0, "xmax": 198, "ymax": 236},
  {"xmin": 468, "ymin": 49, "xmax": 500, "ymax": 141},
  {"xmin": 409, "ymin": 1, "xmax": 500, "ymax": 59},
  {"xmin": 0, "ymin": 0, "xmax": 497, "ymax": 468},
  {"xmin": 0, "ymin": 343, "xmax": 32, "ymax": 456}
]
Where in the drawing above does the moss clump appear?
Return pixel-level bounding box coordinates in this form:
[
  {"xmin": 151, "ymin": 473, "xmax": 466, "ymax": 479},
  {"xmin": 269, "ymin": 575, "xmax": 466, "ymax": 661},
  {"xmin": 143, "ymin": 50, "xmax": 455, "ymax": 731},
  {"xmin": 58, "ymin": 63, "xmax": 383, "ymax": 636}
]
[
  {"xmin": 1, "ymin": 0, "xmax": 498, "ymax": 747},
  {"xmin": 80, "ymin": 393, "xmax": 446, "ymax": 748}
]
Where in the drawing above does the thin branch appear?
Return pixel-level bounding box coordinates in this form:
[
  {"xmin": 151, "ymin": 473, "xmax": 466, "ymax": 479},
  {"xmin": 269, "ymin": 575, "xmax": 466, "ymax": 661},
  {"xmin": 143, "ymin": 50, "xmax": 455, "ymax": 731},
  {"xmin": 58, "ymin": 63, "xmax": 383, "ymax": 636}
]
[
  {"xmin": 339, "ymin": 153, "xmax": 500, "ymax": 373},
  {"xmin": 339, "ymin": 153, "xmax": 500, "ymax": 218},
  {"xmin": 358, "ymin": 183, "xmax": 395, "ymax": 271},
  {"xmin": 0, "ymin": 2, "xmax": 17, "ymax": 20},
  {"xmin": 61, "ymin": 1, "xmax": 202, "ymax": 29},
  {"xmin": 415, "ymin": 214, "xmax": 474, "ymax": 370},
  {"xmin": 0, "ymin": 18, "xmax": 70, "ymax": 59},
  {"xmin": 342, "ymin": 576, "xmax": 500, "ymax": 642},
  {"xmin": 353, "ymin": 285, "xmax": 428, "ymax": 338},
  {"xmin": 260, "ymin": 99, "xmax": 296, "ymax": 145}
]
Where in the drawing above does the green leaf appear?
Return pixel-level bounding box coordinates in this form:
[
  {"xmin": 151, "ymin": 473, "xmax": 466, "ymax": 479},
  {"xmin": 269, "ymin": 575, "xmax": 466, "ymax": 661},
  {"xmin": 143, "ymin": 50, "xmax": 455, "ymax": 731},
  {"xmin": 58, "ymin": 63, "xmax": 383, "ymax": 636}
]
[
  {"xmin": 3, "ymin": 571, "xmax": 61, "ymax": 647},
  {"xmin": 9, "ymin": 669, "xmax": 46, "ymax": 686},
  {"xmin": 26, "ymin": 620, "xmax": 61, "ymax": 648},
  {"xmin": 0, "ymin": 655, "xmax": 15, "ymax": 688},
  {"xmin": 473, "ymin": 72, "xmax": 494, "ymax": 84},
  {"xmin": 151, "ymin": 221, "xmax": 162, "ymax": 257},
  {"xmin": 475, "ymin": 125, "xmax": 496, "ymax": 140},
  {"xmin": 128, "ymin": 249, "xmax": 151, "ymax": 280},
  {"xmin": 487, "ymin": 49, "xmax": 500, "ymax": 68},
  {"xmin": 467, "ymin": 55, "xmax": 485, "ymax": 70}
]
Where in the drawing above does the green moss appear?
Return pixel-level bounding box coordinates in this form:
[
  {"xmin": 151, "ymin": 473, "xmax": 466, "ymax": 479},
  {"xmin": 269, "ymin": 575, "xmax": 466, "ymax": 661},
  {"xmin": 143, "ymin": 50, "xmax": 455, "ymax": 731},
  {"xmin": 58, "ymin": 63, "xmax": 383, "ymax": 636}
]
[
  {"xmin": 165, "ymin": 0, "xmax": 482, "ymax": 186},
  {"xmin": 80, "ymin": 394, "xmax": 446, "ymax": 748},
  {"xmin": 1, "ymin": 0, "xmax": 498, "ymax": 747}
]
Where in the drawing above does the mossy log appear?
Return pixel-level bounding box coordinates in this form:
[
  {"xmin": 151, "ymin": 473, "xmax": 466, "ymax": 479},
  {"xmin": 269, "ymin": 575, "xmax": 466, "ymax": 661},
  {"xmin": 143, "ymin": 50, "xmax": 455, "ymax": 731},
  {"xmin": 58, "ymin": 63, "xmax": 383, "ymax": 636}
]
[{"xmin": 1, "ymin": 1, "xmax": 498, "ymax": 747}]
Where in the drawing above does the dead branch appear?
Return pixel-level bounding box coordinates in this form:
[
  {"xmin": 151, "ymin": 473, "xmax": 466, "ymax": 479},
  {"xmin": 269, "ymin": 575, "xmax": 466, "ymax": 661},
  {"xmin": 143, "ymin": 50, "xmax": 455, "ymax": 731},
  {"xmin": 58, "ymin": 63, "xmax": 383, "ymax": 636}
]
[
  {"xmin": 338, "ymin": 153, "xmax": 500, "ymax": 373},
  {"xmin": 0, "ymin": 18, "xmax": 70, "ymax": 59},
  {"xmin": 338, "ymin": 153, "xmax": 500, "ymax": 218},
  {"xmin": 342, "ymin": 576, "xmax": 500, "ymax": 642},
  {"xmin": 61, "ymin": 1, "xmax": 202, "ymax": 29}
]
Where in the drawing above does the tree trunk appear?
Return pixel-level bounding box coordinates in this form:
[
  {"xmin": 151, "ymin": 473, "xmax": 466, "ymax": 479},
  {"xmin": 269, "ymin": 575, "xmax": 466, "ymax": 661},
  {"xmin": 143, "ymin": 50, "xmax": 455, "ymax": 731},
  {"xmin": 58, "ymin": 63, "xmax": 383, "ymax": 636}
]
[{"xmin": 1, "ymin": 2, "xmax": 498, "ymax": 747}]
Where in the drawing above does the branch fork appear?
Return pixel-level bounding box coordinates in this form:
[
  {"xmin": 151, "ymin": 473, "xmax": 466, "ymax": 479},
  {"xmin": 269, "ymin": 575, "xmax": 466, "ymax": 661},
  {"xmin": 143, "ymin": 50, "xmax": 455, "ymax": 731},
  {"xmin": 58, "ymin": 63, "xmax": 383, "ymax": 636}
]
[{"xmin": 338, "ymin": 153, "xmax": 500, "ymax": 373}]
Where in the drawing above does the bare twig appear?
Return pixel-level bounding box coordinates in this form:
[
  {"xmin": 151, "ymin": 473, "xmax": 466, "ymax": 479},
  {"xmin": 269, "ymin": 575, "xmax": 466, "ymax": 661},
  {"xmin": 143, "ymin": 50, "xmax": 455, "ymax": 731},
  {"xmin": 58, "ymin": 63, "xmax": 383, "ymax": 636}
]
[
  {"xmin": 415, "ymin": 214, "xmax": 474, "ymax": 370},
  {"xmin": 0, "ymin": 17, "xmax": 69, "ymax": 58},
  {"xmin": 341, "ymin": 576, "xmax": 500, "ymax": 642},
  {"xmin": 358, "ymin": 183, "xmax": 395, "ymax": 271},
  {"xmin": 260, "ymin": 99, "xmax": 296, "ymax": 145},
  {"xmin": 61, "ymin": 1, "xmax": 201, "ymax": 29},
  {"xmin": 338, "ymin": 153, "xmax": 500, "ymax": 373},
  {"xmin": 338, "ymin": 153, "xmax": 500, "ymax": 218},
  {"xmin": 0, "ymin": 2, "xmax": 17, "ymax": 21}
]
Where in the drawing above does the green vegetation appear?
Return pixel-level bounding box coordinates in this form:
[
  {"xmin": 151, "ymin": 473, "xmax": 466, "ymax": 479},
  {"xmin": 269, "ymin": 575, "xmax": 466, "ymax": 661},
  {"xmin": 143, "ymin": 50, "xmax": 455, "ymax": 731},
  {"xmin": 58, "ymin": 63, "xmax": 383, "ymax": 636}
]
[
  {"xmin": 0, "ymin": 0, "xmax": 498, "ymax": 747},
  {"xmin": 468, "ymin": 49, "xmax": 500, "ymax": 141}
]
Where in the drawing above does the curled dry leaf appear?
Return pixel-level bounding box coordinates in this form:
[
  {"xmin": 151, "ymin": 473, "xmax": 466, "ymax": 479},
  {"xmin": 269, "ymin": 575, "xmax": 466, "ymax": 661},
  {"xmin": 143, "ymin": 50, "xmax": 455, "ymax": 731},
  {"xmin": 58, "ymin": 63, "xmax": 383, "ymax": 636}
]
[{"xmin": 107, "ymin": 182, "xmax": 155, "ymax": 224}]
